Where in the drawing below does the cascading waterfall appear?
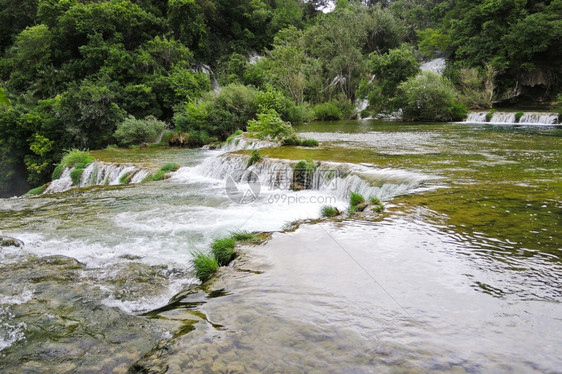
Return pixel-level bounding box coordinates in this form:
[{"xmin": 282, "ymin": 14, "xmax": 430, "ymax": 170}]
[
  {"xmin": 220, "ymin": 136, "xmax": 280, "ymax": 153},
  {"xmin": 44, "ymin": 162, "xmax": 153, "ymax": 194},
  {"xmin": 465, "ymin": 111, "xmax": 559, "ymax": 125},
  {"xmin": 420, "ymin": 58, "xmax": 446, "ymax": 75},
  {"xmin": 199, "ymin": 154, "xmax": 434, "ymax": 201},
  {"xmin": 519, "ymin": 113, "xmax": 559, "ymax": 124}
]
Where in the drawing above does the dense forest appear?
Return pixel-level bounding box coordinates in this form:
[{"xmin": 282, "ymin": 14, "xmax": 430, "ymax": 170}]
[{"xmin": 0, "ymin": 0, "xmax": 560, "ymax": 196}]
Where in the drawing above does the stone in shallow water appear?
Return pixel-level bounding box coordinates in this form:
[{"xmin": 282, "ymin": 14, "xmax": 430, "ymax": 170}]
[
  {"xmin": 0, "ymin": 254, "xmax": 169, "ymax": 373},
  {"xmin": 0, "ymin": 236, "xmax": 24, "ymax": 247}
]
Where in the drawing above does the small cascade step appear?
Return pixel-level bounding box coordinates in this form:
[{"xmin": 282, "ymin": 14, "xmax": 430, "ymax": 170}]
[
  {"xmin": 465, "ymin": 111, "xmax": 559, "ymax": 125},
  {"xmin": 44, "ymin": 161, "xmax": 153, "ymax": 194},
  {"xmin": 199, "ymin": 154, "xmax": 435, "ymax": 201}
]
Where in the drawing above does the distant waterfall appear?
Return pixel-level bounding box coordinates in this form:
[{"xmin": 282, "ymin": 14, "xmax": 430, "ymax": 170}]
[
  {"xmin": 465, "ymin": 111, "xmax": 559, "ymax": 125},
  {"xmin": 519, "ymin": 113, "xmax": 559, "ymax": 124},
  {"xmin": 44, "ymin": 162, "xmax": 153, "ymax": 194},
  {"xmin": 198, "ymin": 154, "xmax": 434, "ymax": 201},
  {"xmin": 420, "ymin": 58, "xmax": 446, "ymax": 75}
]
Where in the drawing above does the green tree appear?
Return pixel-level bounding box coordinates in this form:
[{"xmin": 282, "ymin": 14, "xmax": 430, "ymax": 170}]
[
  {"xmin": 56, "ymin": 79, "xmax": 126, "ymax": 149},
  {"xmin": 395, "ymin": 71, "xmax": 466, "ymax": 122},
  {"xmin": 358, "ymin": 44, "xmax": 420, "ymax": 110}
]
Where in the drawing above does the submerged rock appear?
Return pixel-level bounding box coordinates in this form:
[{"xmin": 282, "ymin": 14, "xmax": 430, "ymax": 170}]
[{"xmin": 0, "ymin": 236, "xmax": 24, "ymax": 247}]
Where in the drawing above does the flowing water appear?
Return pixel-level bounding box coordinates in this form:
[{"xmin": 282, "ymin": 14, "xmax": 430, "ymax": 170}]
[{"xmin": 0, "ymin": 121, "xmax": 560, "ymax": 373}]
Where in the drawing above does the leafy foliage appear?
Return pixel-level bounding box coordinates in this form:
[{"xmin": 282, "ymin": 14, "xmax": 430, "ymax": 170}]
[
  {"xmin": 396, "ymin": 72, "xmax": 467, "ymax": 122},
  {"xmin": 114, "ymin": 115, "xmax": 167, "ymax": 147}
]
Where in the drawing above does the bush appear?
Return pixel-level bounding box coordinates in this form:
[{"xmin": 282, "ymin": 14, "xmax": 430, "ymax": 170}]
[
  {"xmin": 114, "ymin": 115, "xmax": 168, "ymax": 147},
  {"xmin": 515, "ymin": 111, "xmax": 524, "ymax": 122},
  {"xmin": 287, "ymin": 102, "xmax": 315, "ymax": 124},
  {"xmin": 191, "ymin": 251, "xmax": 219, "ymax": 283},
  {"xmin": 321, "ymin": 206, "xmax": 340, "ymax": 217},
  {"xmin": 395, "ymin": 72, "xmax": 467, "ymax": 122},
  {"xmin": 313, "ymin": 102, "xmax": 342, "ymax": 121},
  {"xmin": 350, "ymin": 192, "xmax": 365, "ymax": 207},
  {"xmin": 173, "ymin": 84, "xmax": 258, "ymax": 140},
  {"xmin": 247, "ymin": 149, "xmax": 261, "ymax": 168},
  {"xmin": 210, "ymin": 237, "xmax": 237, "ymax": 266},
  {"xmin": 247, "ymin": 109, "xmax": 296, "ymax": 141}
]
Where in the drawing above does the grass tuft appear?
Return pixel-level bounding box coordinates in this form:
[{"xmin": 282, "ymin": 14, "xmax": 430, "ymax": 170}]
[
  {"xmin": 70, "ymin": 168, "xmax": 83, "ymax": 186},
  {"xmin": 230, "ymin": 231, "xmax": 258, "ymax": 242},
  {"xmin": 321, "ymin": 205, "xmax": 340, "ymax": 218},
  {"xmin": 350, "ymin": 192, "xmax": 365, "ymax": 207},
  {"xmin": 299, "ymin": 139, "xmax": 319, "ymax": 147},
  {"xmin": 60, "ymin": 149, "xmax": 94, "ymax": 168},
  {"xmin": 151, "ymin": 170, "xmax": 167, "ymax": 181},
  {"xmin": 191, "ymin": 250, "xmax": 219, "ymax": 283},
  {"xmin": 226, "ymin": 129, "xmax": 243, "ymax": 144},
  {"xmin": 247, "ymin": 149, "xmax": 261, "ymax": 168},
  {"xmin": 52, "ymin": 164, "xmax": 64, "ymax": 180},
  {"xmin": 160, "ymin": 163, "xmax": 181, "ymax": 173},
  {"xmin": 515, "ymin": 111, "xmax": 524, "ymax": 122},
  {"xmin": 210, "ymin": 237, "xmax": 237, "ymax": 266},
  {"xmin": 25, "ymin": 184, "xmax": 48, "ymax": 196}
]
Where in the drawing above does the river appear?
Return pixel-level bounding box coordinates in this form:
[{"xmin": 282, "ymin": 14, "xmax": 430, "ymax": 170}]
[{"xmin": 1, "ymin": 121, "xmax": 560, "ymax": 373}]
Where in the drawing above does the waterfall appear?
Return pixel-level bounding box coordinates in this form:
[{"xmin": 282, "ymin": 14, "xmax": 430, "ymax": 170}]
[
  {"xmin": 44, "ymin": 162, "xmax": 153, "ymax": 194},
  {"xmin": 355, "ymin": 99, "xmax": 369, "ymax": 119},
  {"xmin": 519, "ymin": 113, "xmax": 559, "ymax": 125},
  {"xmin": 221, "ymin": 136, "xmax": 280, "ymax": 153},
  {"xmin": 490, "ymin": 112, "xmax": 516, "ymax": 123},
  {"xmin": 466, "ymin": 112, "xmax": 488, "ymax": 123},
  {"xmin": 465, "ymin": 111, "xmax": 559, "ymax": 125},
  {"xmin": 420, "ymin": 58, "xmax": 446, "ymax": 75},
  {"xmin": 198, "ymin": 154, "xmax": 434, "ymax": 201}
]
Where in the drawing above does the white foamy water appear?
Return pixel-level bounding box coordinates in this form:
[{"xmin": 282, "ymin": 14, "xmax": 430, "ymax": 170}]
[{"xmin": 44, "ymin": 161, "xmax": 154, "ymax": 194}]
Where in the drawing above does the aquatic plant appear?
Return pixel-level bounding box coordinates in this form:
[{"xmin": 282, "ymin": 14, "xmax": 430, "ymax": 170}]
[
  {"xmin": 247, "ymin": 149, "xmax": 262, "ymax": 168},
  {"xmin": 486, "ymin": 109, "xmax": 497, "ymax": 122},
  {"xmin": 160, "ymin": 163, "xmax": 181, "ymax": 173},
  {"xmin": 299, "ymin": 139, "xmax": 319, "ymax": 147},
  {"xmin": 150, "ymin": 171, "xmax": 167, "ymax": 181},
  {"xmin": 211, "ymin": 237, "xmax": 237, "ymax": 266},
  {"xmin": 119, "ymin": 172, "xmax": 132, "ymax": 185},
  {"xmin": 321, "ymin": 206, "xmax": 340, "ymax": 218},
  {"xmin": 60, "ymin": 149, "xmax": 94, "ymax": 168},
  {"xmin": 226, "ymin": 130, "xmax": 243, "ymax": 144},
  {"xmin": 370, "ymin": 197, "xmax": 385, "ymax": 213},
  {"xmin": 24, "ymin": 184, "xmax": 48, "ymax": 196},
  {"xmin": 292, "ymin": 159, "xmax": 317, "ymax": 190},
  {"xmin": 350, "ymin": 192, "xmax": 365, "ymax": 207},
  {"xmin": 515, "ymin": 111, "xmax": 524, "ymax": 122},
  {"xmin": 70, "ymin": 169, "xmax": 83, "ymax": 185},
  {"xmin": 191, "ymin": 251, "xmax": 219, "ymax": 283},
  {"xmin": 230, "ymin": 231, "xmax": 259, "ymax": 242},
  {"xmin": 51, "ymin": 164, "xmax": 64, "ymax": 180}
]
